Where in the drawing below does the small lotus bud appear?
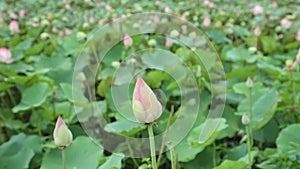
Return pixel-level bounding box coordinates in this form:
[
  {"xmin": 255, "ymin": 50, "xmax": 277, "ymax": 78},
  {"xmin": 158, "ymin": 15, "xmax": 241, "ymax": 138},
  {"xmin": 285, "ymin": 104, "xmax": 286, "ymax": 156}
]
[
  {"xmin": 165, "ymin": 37, "xmax": 173, "ymax": 48},
  {"xmin": 76, "ymin": 32, "xmax": 87, "ymax": 42},
  {"xmin": 148, "ymin": 39, "xmax": 157, "ymax": 46},
  {"xmin": 112, "ymin": 61, "xmax": 120, "ymax": 69},
  {"xmin": 83, "ymin": 22, "xmax": 90, "ymax": 29},
  {"xmin": 123, "ymin": 33, "xmax": 133, "ymax": 49},
  {"xmin": 241, "ymin": 113, "xmax": 250, "ymax": 125},
  {"xmin": 246, "ymin": 77, "xmax": 253, "ymax": 88},
  {"xmin": 286, "ymin": 59, "xmax": 294, "ymax": 71},
  {"xmin": 170, "ymin": 30, "xmax": 179, "ymax": 38},
  {"xmin": 41, "ymin": 19, "xmax": 50, "ymax": 27},
  {"xmin": 296, "ymin": 48, "xmax": 300, "ymax": 62},
  {"xmin": 0, "ymin": 48, "xmax": 14, "ymax": 64},
  {"xmin": 76, "ymin": 72, "xmax": 86, "ymax": 81},
  {"xmin": 248, "ymin": 47, "xmax": 257, "ymax": 54},
  {"xmin": 53, "ymin": 116, "xmax": 73, "ymax": 147},
  {"xmin": 40, "ymin": 32, "xmax": 51, "ymax": 40},
  {"xmin": 132, "ymin": 76, "xmax": 162, "ymax": 124}
]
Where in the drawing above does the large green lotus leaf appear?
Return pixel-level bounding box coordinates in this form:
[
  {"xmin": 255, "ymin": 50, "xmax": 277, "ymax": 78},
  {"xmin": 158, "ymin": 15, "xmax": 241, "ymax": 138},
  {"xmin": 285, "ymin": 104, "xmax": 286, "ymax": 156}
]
[
  {"xmin": 173, "ymin": 137, "xmax": 204, "ymax": 162},
  {"xmin": 41, "ymin": 136, "xmax": 103, "ymax": 169},
  {"xmin": 224, "ymin": 46, "xmax": 256, "ymax": 63},
  {"xmin": 12, "ymin": 83, "xmax": 52, "ymax": 113},
  {"xmin": 276, "ymin": 124, "xmax": 300, "ymax": 155},
  {"xmin": 232, "ymin": 82, "xmax": 264, "ymax": 96},
  {"xmin": 237, "ymin": 88, "xmax": 278, "ymax": 130},
  {"xmin": 98, "ymin": 153, "xmax": 124, "ymax": 169},
  {"xmin": 0, "ymin": 133, "xmax": 42, "ymax": 169},
  {"xmin": 104, "ymin": 119, "xmax": 145, "ymax": 136},
  {"xmin": 213, "ymin": 160, "xmax": 248, "ymax": 169}
]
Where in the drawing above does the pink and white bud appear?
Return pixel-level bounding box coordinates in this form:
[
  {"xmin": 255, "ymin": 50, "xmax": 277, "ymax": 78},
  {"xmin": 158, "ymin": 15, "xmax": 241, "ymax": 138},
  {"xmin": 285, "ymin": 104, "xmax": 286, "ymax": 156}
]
[
  {"xmin": 246, "ymin": 77, "xmax": 253, "ymax": 88},
  {"xmin": 280, "ymin": 18, "xmax": 292, "ymax": 27},
  {"xmin": 96, "ymin": 2, "xmax": 101, "ymax": 8},
  {"xmin": 254, "ymin": 26, "xmax": 261, "ymax": 36},
  {"xmin": 65, "ymin": 3, "xmax": 71, "ymax": 9},
  {"xmin": 123, "ymin": 33, "xmax": 133, "ymax": 48},
  {"xmin": 203, "ymin": 16, "xmax": 211, "ymax": 27},
  {"xmin": 65, "ymin": 29, "xmax": 72, "ymax": 36},
  {"xmin": 89, "ymin": 16, "xmax": 95, "ymax": 23},
  {"xmin": 253, "ymin": 5, "xmax": 264, "ymax": 15},
  {"xmin": 165, "ymin": 37, "xmax": 173, "ymax": 48},
  {"xmin": 164, "ymin": 6, "xmax": 170, "ymax": 13},
  {"xmin": 105, "ymin": 4, "xmax": 112, "ymax": 11},
  {"xmin": 53, "ymin": 116, "xmax": 73, "ymax": 147},
  {"xmin": 98, "ymin": 19, "xmax": 104, "ymax": 25},
  {"xmin": 0, "ymin": 48, "xmax": 14, "ymax": 64},
  {"xmin": 208, "ymin": 2, "xmax": 215, "ymax": 8},
  {"xmin": 9, "ymin": 20, "xmax": 20, "ymax": 34},
  {"xmin": 272, "ymin": 1, "xmax": 278, "ymax": 8},
  {"xmin": 8, "ymin": 11, "xmax": 17, "ymax": 19},
  {"xmin": 155, "ymin": 0, "xmax": 160, "ymax": 5},
  {"xmin": 132, "ymin": 76, "xmax": 162, "ymax": 124},
  {"xmin": 181, "ymin": 13, "xmax": 186, "ymax": 21},
  {"xmin": 203, "ymin": 0, "xmax": 210, "ymax": 5},
  {"xmin": 18, "ymin": 10, "xmax": 26, "ymax": 18},
  {"xmin": 32, "ymin": 22, "xmax": 39, "ymax": 27},
  {"xmin": 296, "ymin": 29, "xmax": 300, "ymax": 41}
]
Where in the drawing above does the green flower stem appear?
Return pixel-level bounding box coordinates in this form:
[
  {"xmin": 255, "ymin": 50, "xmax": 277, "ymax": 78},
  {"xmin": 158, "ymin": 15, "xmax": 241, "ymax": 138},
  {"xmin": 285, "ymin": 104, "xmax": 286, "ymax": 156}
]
[
  {"xmin": 7, "ymin": 89, "xmax": 16, "ymax": 106},
  {"xmin": 167, "ymin": 142, "xmax": 176, "ymax": 169},
  {"xmin": 248, "ymin": 87, "xmax": 253, "ymax": 146},
  {"xmin": 148, "ymin": 125, "xmax": 157, "ymax": 169},
  {"xmin": 157, "ymin": 105, "xmax": 174, "ymax": 167},
  {"xmin": 246, "ymin": 125, "xmax": 252, "ymax": 169},
  {"xmin": 61, "ymin": 147, "xmax": 67, "ymax": 169},
  {"xmin": 290, "ymin": 72, "xmax": 296, "ymax": 106},
  {"xmin": 213, "ymin": 141, "xmax": 216, "ymax": 167}
]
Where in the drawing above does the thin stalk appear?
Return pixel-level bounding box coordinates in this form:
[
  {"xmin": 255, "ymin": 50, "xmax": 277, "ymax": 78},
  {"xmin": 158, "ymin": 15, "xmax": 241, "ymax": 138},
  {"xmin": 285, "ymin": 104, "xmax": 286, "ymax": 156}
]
[
  {"xmin": 248, "ymin": 87, "xmax": 253, "ymax": 146},
  {"xmin": 157, "ymin": 105, "xmax": 174, "ymax": 166},
  {"xmin": 7, "ymin": 89, "xmax": 16, "ymax": 106},
  {"xmin": 52, "ymin": 96, "xmax": 56, "ymax": 119},
  {"xmin": 212, "ymin": 142, "xmax": 216, "ymax": 167},
  {"xmin": 167, "ymin": 142, "xmax": 176, "ymax": 169},
  {"xmin": 61, "ymin": 148, "xmax": 67, "ymax": 169},
  {"xmin": 126, "ymin": 138, "xmax": 139, "ymax": 168},
  {"xmin": 290, "ymin": 72, "xmax": 296, "ymax": 106},
  {"xmin": 148, "ymin": 125, "xmax": 157, "ymax": 169},
  {"xmin": 246, "ymin": 125, "xmax": 252, "ymax": 169}
]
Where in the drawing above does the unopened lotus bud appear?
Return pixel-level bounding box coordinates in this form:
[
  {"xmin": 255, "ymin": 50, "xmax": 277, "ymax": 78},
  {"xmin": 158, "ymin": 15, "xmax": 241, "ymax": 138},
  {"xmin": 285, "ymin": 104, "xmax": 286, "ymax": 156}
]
[
  {"xmin": 123, "ymin": 33, "xmax": 133, "ymax": 49},
  {"xmin": 248, "ymin": 47, "xmax": 257, "ymax": 54},
  {"xmin": 76, "ymin": 32, "xmax": 87, "ymax": 42},
  {"xmin": 83, "ymin": 22, "xmax": 89, "ymax": 29},
  {"xmin": 132, "ymin": 76, "xmax": 162, "ymax": 124},
  {"xmin": 296, "ymin": 48, "xmax": 300, "ymax": 62},
  {"xmin": 40, "ymin": 32, "xmax": 51, "ymax": 40},
  {"xmin": 170, "ymin": 30, "xmax": 179, "ymax": 38},
  {"xmin": 148, "ymin": 39, "xmax": 156, "ymax": 46},
  {"xmin": 41, "ymin": 19, "xmax": 50, "ymax": 27},
  {"xmin": 241, "ymin": 113, "xmax": 250, "ymax": 125},
  {"xmin": 112, "ymin": 61, "xmax": 120, "ymax": 69},
  {"xmin": 53, "ymin": 116, "xmax": 73, "ymax": 147},
  {"xmin": 246, "ymin": 77, "xmax": 253, "ymax": 88},
  {"xmin": 286, "ymin": 59, "xmax": 294, "ymax": 71}
]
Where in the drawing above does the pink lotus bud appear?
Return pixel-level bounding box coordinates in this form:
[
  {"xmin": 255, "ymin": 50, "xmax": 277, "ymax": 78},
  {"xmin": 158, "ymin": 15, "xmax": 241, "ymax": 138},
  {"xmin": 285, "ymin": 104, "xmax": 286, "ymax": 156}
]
[
  {"xmin": 32, "ymin": 22, "xmax": 39, "ymax": 27},
  {"xmin": 203, "ymin": 0, "xmax": 210, "ymax": 5},
  {"xmin": 296, "ymin": 29, "xmax": 300, "ymax": 41},
  {"xmin": 0, "ymin": 48, "xmax": 14, "ymax": 64},
  {"xmin": 53, "ymin": 116, "xmax": 73, "ymax": 147},
  {"xmin": 89, "ymin": 16, "xmax": 95, "ymax": 23},
  {"xmin": 181, "ymin": 13, "xmax": 186, "ymax": 21},
  {"xmin": 155, "ymin": 0, "xmax": 160, "ymax": 5},
  {"xmin": 105, "ymin": 4, "xmax": 112, "ymax": 11},
  {"xmin": 241, "ymin": 113, "xmax": 250, "ymax": 125},
  {"xmin": 164, "ymin": 6, "xmax": 170, "ymax": 13},
  {"xmin": 272, "ymin": 1, "xmax": 278, "ymax": 8},
  {"xmin": 165, "ymin": 37, "xmax": 173, "ymax": 48},
  {"xmin": 65, "ymin": 29, "xmax": 72, "ymax": 36},
  {"xmin": 123, "ymin": 33, "xmax": 133, "ymax": 48},
  {"xmin": 208, "ymin": 2, "xmax": 215, "ymax": 8},
  {"xmin": 280, "ymin": 18, "xmax": 292, "ymax": 27},
  {"xmin": 254, "ymin": 26, "xmax": 261, "ymax": 36},
  {"xmin": 246, "ymin": 77, "xmax": 253, "ymax": 88},
  {"xmin": 253, "ymin": 5, "xmax": 263, "ymax": 15},
  {"xmin": 65, "ymin": 3, "xmax": 71, "ymax": 9},
  {"xmin": 98, "ymin": 19, "xmax": 104, "ymax": 25},
  {"xmin": 203, "ymin": 16, "xmax": 211, "ymax": 27},
  {"xmin": 96, "ymin": 2, "xmax": 101, "ymax": 8},
  {"xmin": 18, "ymin": 10, "xmax": 26, "ymax": 18},
  {"xmin": 132, "ymin": 76, "xmax": 162, "ymax": 124},
  {"xmin": 9, "ymin": 20, "xmax": 20, "ymax": 34}
]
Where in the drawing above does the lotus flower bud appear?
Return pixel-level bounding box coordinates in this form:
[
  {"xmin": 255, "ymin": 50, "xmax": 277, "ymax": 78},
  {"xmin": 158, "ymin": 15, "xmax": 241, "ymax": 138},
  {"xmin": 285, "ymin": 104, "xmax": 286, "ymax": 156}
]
[
  {"xmin": 170, "ymin": 30, "xmax": 179, "ymax": 38},
  {"xmin": 296, "ymin": 48, "xmax": 300, "ymax": 62},
  {"xmin": 248, "ymin": 47, "xmax": 257, "ymax": 54},
  {"xmin": 112, "ymin": 61, "xmax": 120, "ymax": 69},
  {"xmin": 0, "ymin": 48, "xmax": 14, "ymax": 64},
  {"xmin": 148, "ymin": 39, "xmax": 157, "ymax": 47},
  {"xmin": 53, "ymin": 116, "xmax": 73, "ymax": 148},
  {"xmin": 253, "ymin": 5, "xmax": 263, "ymax": 15},
  {"xmin": 132, "ymin": 76, "xmax": 162, "ymax": 124},
  {"xmin": 286, "ymin": 59, "xmax": 295, "ymax": 71},
  {"xmin": 76, "ymin": 32, "xmax": 87, "ymax": 42},
  {"xmin": 203, "ymin": 16, "xmax": 211, "ymax": 27},
  {"xmin": 246, "ymin": 77, "xmax": 253, "ymax": 88},
  {"xmin": 165, "ymin": 37, "xmax": 173, "ymax": 48},
  {"xmin": 241, "ymin": 113, "xmax": 250, "ymax": 125},
  {"xmin": 123, "ymin": 33, "xmax": 133, "ymax": 49},
  {"xmin": 40, "ymin": 32, "xmax": 51, "ymax": 40},
  {"xmin": 9, "ymin": 20, "xmax": 20, "ymax": 34}
]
